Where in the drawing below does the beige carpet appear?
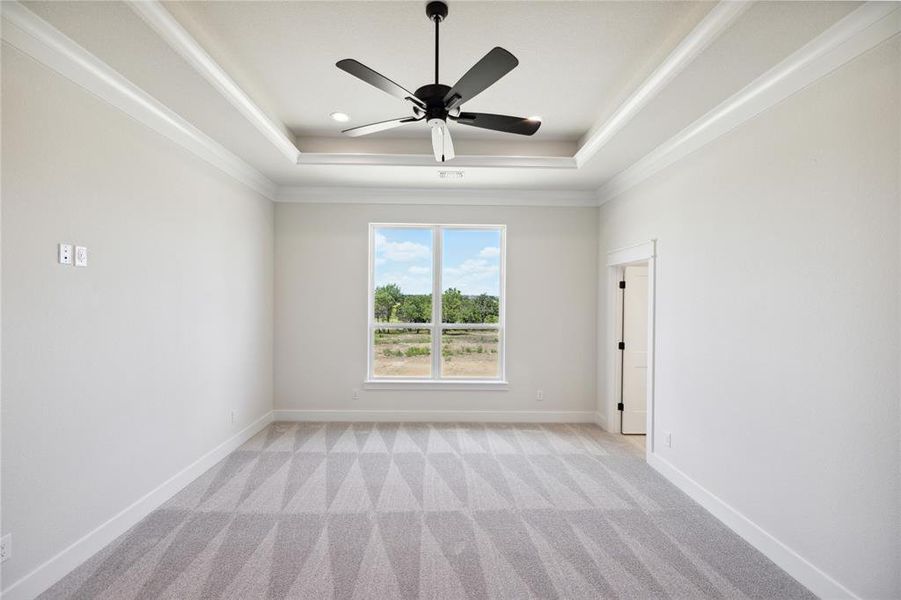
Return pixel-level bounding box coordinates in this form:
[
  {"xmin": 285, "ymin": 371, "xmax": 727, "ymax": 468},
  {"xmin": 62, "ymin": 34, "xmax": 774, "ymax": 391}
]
[{"xmin": 41, "ymin": 422, "xmax": 813, "ymax": 599}]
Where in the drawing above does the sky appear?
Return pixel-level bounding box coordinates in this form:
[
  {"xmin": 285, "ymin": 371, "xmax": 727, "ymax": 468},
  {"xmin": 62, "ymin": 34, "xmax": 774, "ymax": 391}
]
[{"xmin": 374, "ymin": 227, "xmax": 501, "ymax": 295}]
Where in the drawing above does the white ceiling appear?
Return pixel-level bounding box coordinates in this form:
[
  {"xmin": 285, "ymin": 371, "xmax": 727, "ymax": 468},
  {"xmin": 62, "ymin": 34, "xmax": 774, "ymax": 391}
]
[
  {"xmin": 17, "ymin": 0, "xmax": 863, "ymax": 192},
  {"xmin": 586, "ymin": 0, "xmax": 862, "ymax": 182},
  {"xmin": 164, "ymin": 1, "xmax": 711, "ymax": 143}
]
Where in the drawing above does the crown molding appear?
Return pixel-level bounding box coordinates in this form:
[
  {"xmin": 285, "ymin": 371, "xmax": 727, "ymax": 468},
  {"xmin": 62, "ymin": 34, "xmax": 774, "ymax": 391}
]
[
  {"xmin": 4, "ymin": 0, "xmax": 893, "ymax": 206},
  {"xmin": 126, "ymin": 0, "xmax": 578, "ymax": 170},
  {"xmin": 128, "ymin": 0, "xmax": 739, "ymax": 171},
  {"xmin": 0, "ymin": 1, "xmax": 278, "ymax": 200},
  {"xmin": 276, "ymin": 186, "xmax": 599, "ymax": 207},
  {"xmin": 574, "ymin": 1, "xmax": 750, "ymax": 168},
  {"xmin": 125, "ymin": 2, "xmax": 578, "ymax": 170},
  {"xmin": 293, "ymin": 0, "xmax": 743, "ymax": 170},
  {"xmin": 127, "ymin": 0, "xmax": 301, "ymax": 164},
  {"xmin": 597, "ymin": 1, "xmax": 901, "ymax": 205},
  {"xmin": 296, "ymin": 153, "xmax": 577, "ymax": 169}
]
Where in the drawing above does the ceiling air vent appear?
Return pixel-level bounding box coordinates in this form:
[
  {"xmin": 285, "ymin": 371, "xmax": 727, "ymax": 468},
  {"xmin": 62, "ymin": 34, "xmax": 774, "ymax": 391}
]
[{"xmin": 439, "ymin": 170, "xmax": 464, "ymax": 179}]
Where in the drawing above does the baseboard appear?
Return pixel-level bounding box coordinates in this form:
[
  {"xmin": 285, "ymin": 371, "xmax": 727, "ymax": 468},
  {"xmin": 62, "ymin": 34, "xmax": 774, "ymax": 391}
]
[
  {"xmin": 1, "ymin": 411, "xmax": 274, "ymax": 600},
  {"xmin": 647, "ymin": 453, "xmax": 860, "ymax": 600},
  {"xmin": 272, "ymin": 409, "xmax": 596, "ymax": 423},
  {"xmin": 593, "ymin": 411, "xmax": 609, "ymax": 431}
]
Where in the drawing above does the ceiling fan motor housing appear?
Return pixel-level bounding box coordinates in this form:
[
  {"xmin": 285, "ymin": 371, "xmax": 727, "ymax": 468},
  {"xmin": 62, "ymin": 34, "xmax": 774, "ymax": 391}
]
[{"xmin": 415, "ymin": 83, "xmax": 451, "ymax": 122}]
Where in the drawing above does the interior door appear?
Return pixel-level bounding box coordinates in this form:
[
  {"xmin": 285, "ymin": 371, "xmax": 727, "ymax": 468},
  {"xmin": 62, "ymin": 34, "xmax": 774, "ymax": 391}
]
[{"xmin": 621, "ymin": 265, "xmax": 648, "ymax": 435}]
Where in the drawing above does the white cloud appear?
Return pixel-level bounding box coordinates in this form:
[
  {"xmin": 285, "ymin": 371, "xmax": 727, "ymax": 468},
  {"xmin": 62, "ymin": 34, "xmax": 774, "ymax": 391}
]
[
  {"xmin": 479, "ymin": 246, "xmax": 500, "ymax": 258},
  {"xmin": 377, "ymin": 272, "xmax": 431, "ymax": 294},
  {"xmin": 443, "ymin": 258, "xmax": 500, "ymax": 295},
  {"xmin": 408, "ymin": 265, "xmax": 430, "ymax": 275},
  {"xmin": 375, "ymin": 232, "xmax": 430, "ymax": 262}
]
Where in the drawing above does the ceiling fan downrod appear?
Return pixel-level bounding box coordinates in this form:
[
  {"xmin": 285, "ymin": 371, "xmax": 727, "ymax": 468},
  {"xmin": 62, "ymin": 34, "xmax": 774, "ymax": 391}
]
[{"xmin": 427, "ymin": 1, "xmax": 447, "ymax": 85}]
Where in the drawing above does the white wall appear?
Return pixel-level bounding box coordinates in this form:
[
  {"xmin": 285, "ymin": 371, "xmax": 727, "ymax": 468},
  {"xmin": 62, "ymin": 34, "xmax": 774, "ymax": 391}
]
[
  {"xmin": 275, "ymin": 202, "xmax": 598, "ymax": 420},
  {"xmin": 597, "ymin": 39, "xmax": 900, "ymax": 598},
  {"xmin": 1, "ymin": 48, "xmax": 274, "ymax": 593}
]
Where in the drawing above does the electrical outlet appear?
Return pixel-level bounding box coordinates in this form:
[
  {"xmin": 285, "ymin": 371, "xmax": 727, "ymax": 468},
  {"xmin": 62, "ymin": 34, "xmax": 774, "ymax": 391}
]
[
  {"xmin": 230, "ymin": 410, "xmax": 236, "ymax": 425},
  {"xmin": 352, "ymin": 389, "xmax": 360, "ymax": 401},
  {"xmin": 536, "ymin": 390, "xmax": 544, "ymax": 402},
  {"xmin": 665, "ymin": 432, "xmax": 672, "ymax": 448},
  {"xmin": 58, "ymin": 243, "xmax": 73, "ymax": 265},
  {"xmin": 75, "ymin": 245, "xmax": 88, "ymax": 267},
  {"xmin": 1, "ymin": 534, "xmax": 11, "ymax": 563}
]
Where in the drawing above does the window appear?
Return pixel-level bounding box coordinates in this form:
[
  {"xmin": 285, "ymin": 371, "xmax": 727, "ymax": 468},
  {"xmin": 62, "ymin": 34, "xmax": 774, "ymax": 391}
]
[{"xmin": 368, "ymin": 224, "xmax": 505, "ymax": 383}]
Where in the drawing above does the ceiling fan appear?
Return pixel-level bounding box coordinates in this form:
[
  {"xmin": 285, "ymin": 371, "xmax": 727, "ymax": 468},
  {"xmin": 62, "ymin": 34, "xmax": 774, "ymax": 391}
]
[{"xmin": 335, "ymin": 0, "xmax": 541, "ymax": 163}]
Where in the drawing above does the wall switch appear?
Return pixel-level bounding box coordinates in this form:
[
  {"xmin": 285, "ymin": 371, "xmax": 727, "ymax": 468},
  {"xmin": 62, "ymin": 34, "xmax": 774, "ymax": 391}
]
[
  {"xmin": 536, "ymin": 390, "xmax": 544, "ymax": 402},
  {"xmin": 1, "ymin": 534, "xmax": 11, "ymax": 563},
  {"xmin": 352, "ymin": 389, "xmax": 360, "ymax": 401},
  {"xmin": 58, "ymin": 243, "xmax": 73, "ymax": 265},
  {"xmin": 74, "ymin": 246, "xmax": 88, "ymax": 267},
  {"xmin": 230, "ymin": 410, "xmax": 235, "ymax": 425},
  {"xmin": 665, "ymin": 432, "xmax": 672, "ymax": 448}
]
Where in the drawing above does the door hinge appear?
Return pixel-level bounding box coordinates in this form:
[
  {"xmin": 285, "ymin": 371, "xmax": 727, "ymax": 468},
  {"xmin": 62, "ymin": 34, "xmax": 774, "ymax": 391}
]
[
  {"xmin": 617, "ymin": 402, "xmax": 624, "ymax": 411},
  {"xmin": 618, "ymin": 280, "xmax": 626, "ymax": 289},
  {"xmin": 617, "ymin": 341, "xmax": 625, "ymax": 350}
]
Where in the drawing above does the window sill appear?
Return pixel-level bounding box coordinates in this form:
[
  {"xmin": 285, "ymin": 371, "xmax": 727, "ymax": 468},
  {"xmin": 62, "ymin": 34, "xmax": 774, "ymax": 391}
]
[{"xmin": 363, "ymin": 379, "xmax": 509, "ymax": 391}]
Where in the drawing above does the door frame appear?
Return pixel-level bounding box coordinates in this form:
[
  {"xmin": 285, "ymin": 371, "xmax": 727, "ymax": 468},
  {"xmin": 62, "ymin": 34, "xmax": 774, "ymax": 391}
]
[{"xmin": 605, "ymin": 240, "xmax": 656, "ymax": 457}]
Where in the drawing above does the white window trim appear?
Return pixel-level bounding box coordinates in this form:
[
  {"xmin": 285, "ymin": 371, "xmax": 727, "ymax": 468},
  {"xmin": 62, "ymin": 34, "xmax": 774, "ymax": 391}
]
[{"xmin": 366, "ymin": 223, "xmax": 507, "ymax": 385}]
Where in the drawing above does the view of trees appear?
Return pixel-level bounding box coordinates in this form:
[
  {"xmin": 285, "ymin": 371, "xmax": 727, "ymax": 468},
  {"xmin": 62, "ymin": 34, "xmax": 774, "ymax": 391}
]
[
  {"xmin": 373, "ymin": 285, "xmax": 499, "ymax": 324},
  {"xmin": 441, "ymin": 288, "xmax": 499, "ymax": 323},
  {"xmin": 373, "ymin": 284, "xmax": 403, "ymax": 322}
]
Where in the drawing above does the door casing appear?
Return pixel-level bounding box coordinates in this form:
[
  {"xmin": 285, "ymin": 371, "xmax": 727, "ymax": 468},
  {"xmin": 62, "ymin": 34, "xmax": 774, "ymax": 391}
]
[{"xmin": 605, "ymin": 240, "xmax": 656, "ymax": 458}]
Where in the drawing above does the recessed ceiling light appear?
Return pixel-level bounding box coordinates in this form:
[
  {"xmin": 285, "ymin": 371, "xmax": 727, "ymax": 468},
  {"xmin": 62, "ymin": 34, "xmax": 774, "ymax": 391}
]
[
  {"xmin": 330, "ymin": 112, "xmax": 350, "ymax": 122},
  {"xmin": 527, "ymin": 115, "xmax": 542, "ymax": 122}
]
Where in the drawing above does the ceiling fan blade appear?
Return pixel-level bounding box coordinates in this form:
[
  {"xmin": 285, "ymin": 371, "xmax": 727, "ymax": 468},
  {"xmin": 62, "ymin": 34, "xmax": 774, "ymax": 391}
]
[
  {"xmin": 442, "ymin": 124, "xmax": 455, "ymax": 161},
  {"xmin": 342, "ymin": 116, "xmax": 420, "ymax": 137},
  {"xmin": 452, "ymin": 112, "xmax": 540, "ymax": 136},
  {"xmin": 431, "ymin": 125, "xmax": 443, "ymax": 162},
  {"xmin": 430, "ymin": 122, "xmax": 455, "ymax": 162},
  {"xmin": 336, "ymin": 59, "xmax": 426, "ymax": 108},
  {"xmin": 443, "ymin": 47, "xmax": 518, "ymax": 109}
]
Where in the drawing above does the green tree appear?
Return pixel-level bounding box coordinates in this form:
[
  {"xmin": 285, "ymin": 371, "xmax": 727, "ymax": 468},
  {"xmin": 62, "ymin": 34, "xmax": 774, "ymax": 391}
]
[
  {"xmin": 460, "ymin": 297, "xmax": 481, "ymax": 323},
  {"xmin": 474, "ymin": 294, "xmax": 499, "ymax": 323},
  {"xmin": 397, "ymin": 294, "xmax": 431, "ymax": 323},
  {"xmin": 374, "ymin": 284, "xmax": 402, "ymax": 322},
  {"xmin": 442, "ymin": 288, "xmax": 464, "ymax": 323}
]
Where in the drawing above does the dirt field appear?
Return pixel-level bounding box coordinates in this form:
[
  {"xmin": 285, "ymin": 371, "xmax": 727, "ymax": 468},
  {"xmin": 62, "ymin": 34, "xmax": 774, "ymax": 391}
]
[
  {"xmin": 441, "ymin": 329, "xmax": 499, "ymax": 377},
  {"xmin": 372, "ymin": 329, "xmax": 431, "ymax": 377},
  {"xmin": 372, "ymin": 329, "xmax": 499, "ymax": 378}
]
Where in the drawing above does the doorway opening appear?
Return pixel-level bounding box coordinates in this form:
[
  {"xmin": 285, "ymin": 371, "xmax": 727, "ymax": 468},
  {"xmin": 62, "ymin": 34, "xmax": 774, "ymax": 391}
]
[
  {"xmin": 606, "ymin": 240, "xmax": 656, "ymax": 455},
  {"xmin": 617, "ymin": 264, "xmax": 649, "ymax": 436}
]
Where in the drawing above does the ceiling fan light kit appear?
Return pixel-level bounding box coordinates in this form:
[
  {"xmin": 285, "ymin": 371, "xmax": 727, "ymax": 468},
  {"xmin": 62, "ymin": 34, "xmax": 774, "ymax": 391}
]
[{"xmin": 336, "ymin": 0, "xmax": 541, "ymax": 163}]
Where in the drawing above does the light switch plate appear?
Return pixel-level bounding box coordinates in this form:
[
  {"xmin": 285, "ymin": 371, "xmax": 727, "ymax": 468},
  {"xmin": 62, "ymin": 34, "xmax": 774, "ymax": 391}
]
[
  {"xmin": 58, "ymin": 243, "xmax": 73, "ymax": 265},
  {"xmin": 75, "ymin": 246, "xmax": 88, "ymax": 267}
]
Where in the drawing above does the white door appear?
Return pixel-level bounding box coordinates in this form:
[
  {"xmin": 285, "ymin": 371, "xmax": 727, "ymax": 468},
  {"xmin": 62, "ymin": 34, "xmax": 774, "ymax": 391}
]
[{"xmin": 621, "ymin": 265, "xmax": 648, "ymax": 434}]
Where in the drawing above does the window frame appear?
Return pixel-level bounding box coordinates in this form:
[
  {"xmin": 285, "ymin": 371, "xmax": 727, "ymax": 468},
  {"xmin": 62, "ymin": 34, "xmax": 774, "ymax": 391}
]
[{"xmin": 366, "ymin": 223, "xmax": 507, "ymax": 387}]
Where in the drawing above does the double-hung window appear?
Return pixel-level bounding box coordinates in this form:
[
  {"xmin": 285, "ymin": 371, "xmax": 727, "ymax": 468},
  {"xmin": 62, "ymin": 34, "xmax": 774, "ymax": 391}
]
[{"xmin": 368, "ymin": 224, "xmax": 506, "ymax": 383}]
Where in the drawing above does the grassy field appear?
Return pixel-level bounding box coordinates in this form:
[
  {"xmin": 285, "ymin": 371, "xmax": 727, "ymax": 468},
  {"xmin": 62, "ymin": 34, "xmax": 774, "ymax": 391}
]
[{"xmin": 373, "ymin": 328, "xmax": 499, "ymax": 378}]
